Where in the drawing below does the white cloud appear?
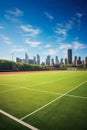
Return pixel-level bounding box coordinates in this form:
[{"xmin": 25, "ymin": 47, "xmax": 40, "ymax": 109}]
[
  {"xmin": 44, "ymin": 11, "xmax": 54, "ymax": 21},
  {"xmin": 65, "ymin": 20, "xmax": 74, "ymax": 30},
  {"xmin": 44, "ymin": 44, "xmax": 51, "ymax": 48},
  {"xmin": 76, "ymin": 13, "xmax": 83, "ymax": 18},
  {"xmin": 25, "ymin": 39, "xmax": 41, "ymax": 47},
  {"xmin": 4, "ymin": 14, "xmax": 18, "ymax": 22},
  {"xmin": 73, "ymin": 41, "xmax": 87, "ymax": 49},
  {"xmin": 20, "ymin": 25, "xmax": 41, "ymax": 37},
  {"xmin": 56, "ymin": 28, "xmax": 67, "ymax": 37},
  {"xmin": 45, "ymin": 49, "xmax": 58, "ymax": 55},
  {"xmin": 56, "ymin": 37, "xmax": 66, "ymax": 42},
  {"xmin": 6, "ymin": 8, "xmax": 23, "ymax": 17},
  {"xmin": 76, "ymin": 12, "xmax": 83, "ymax": 30},
  {"xmin": 55, "ymin": 19, "xmax": 74, "ymax": 38},
  {"xmin": 0, "ymin": 34, "xmax": 12, "ymax": 44},
  {"xmin": 59, "ymin": 44, "xmax": 72, "ymax": 49}
]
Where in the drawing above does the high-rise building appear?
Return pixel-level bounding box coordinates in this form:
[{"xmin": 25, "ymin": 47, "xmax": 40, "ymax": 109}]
[
  {"xmin": 67, "ymin": 49, "xmax": 72, "ymax": 64},
  {"xmin": 33, "ymin": 56, "xmax": 36, "ymax": 64},
  {"xmin": 37, "ymin": 54, "xmax": 40, "ymax": 65},
  {"xmin": 46, "ymin": 55, "xmax": 51, "ymax": 65},
  {"xmin": 25, "ymin": 53, "xmax": 29, "ymax": 63},
  {"xmin": 78, "ymin": 57, "xmax": 81, "ymax": 64},
  {"xmin": 85, "ymin": 57, "xmax": 87, "ymax": 65},
  {"xmin": 55, "ymin": 56, "xmax": 59, "ymax": 65},
  {"xmin": 74, "ymin": 56, "xmax": 77, "ymax": 65},
  {"xmin": 51, "ymin": 58, "xmax": 54, "ymax": 65},
  {"xmin": 64, "ymin": 58, "xmax": 67, "ymax": 64},
  {"xmin": 60, "ymin": 58, "xmax": 63, "ymax": 64}
]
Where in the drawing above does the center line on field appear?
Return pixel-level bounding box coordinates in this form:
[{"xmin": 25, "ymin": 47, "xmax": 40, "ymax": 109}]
[{"xmin": 20, "ymin": 81, "xmax": 87, "ymax": 121}]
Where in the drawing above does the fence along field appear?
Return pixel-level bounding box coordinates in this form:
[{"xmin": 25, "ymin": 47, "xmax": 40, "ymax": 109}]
[{"xmin": 0, "ymin": 71, "xmax": 87, "ymax": 130}]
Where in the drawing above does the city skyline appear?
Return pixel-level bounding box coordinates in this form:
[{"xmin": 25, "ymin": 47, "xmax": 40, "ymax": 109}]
[
  {"xmin": 0, "ymin": 0, "xmax": 87, "ymax": 62},
  {"xmin": 16, "ymin": 48, "xmax": 87, "ymax": 66}
]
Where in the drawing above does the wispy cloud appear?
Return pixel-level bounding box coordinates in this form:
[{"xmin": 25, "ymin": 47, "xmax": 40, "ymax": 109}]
[
  {"xmin": 20, "ymin": 25, "xmax": 41, "ymax": 37},
  {"xmin": 55, "ymin": 19, "xmax": 74, "ymax": 38},
  {"xmin": 58, "ymin": 41, "xmax": 86, "ymax": 51},
  {"xmin": 6, "ymin": 8, "xmax": 23, "ymax": 17},
  {"xmin": 4, "ymin": 8, "xmax": 23, "ymax": 22},
  {"xmin": 25, "ymin": 39, "xmax": 41, "ymax": 47},
  {"xmin": 0, "ymin": 34, "xmax": 12, "ymax": 44},
  {"xmin": 4, "ymin": 14, "xmax": 18, "ymax": 22},
  {"xmin": 73, "ymin": 41, "xmax": 87, "ymax": 49},
  {"xmin": 44, "ymin": 44, "xmax": 51, "ymax": 48},
  {"xmin": 45, "ymin": 49, "xmax": 58, "ymax": 55},
  {"xmin": 44, "ymin": 11, "xmax": 54, "ymax": 21},
  {"xmin": 59, "ymin": 44, "xmax": 72, "ymax": 49},
  {"xmin": 76, "ymin": 12, "xmax": 83, "ymax": 30}
]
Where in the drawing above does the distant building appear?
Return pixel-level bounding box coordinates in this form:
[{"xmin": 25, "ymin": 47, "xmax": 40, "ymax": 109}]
[
  {"xmin": 64, "ymin": 58, "xmax": 67, "ymax": 64},
  {"xmin": 25, "ymin": 53, "xmax": 29, "ymax": 63},
  {"xmin": 78, "ymin": 57, "xmax": 81, "ymax": 64},
  {"xmin": 46, "ymin": 55, "xmax": 51, "ymax": 65},
  {"xmin": 74, "ymin": 56, "xmax": 77, "ymax": 66},
  {"xmin": 16, "ymin": 57, "xmax": 22, "ymax": 62},
  {"xmin": 33, "ymin": 56, "xmax": 36, "ymax": 64},
  {"xmin": 60, "ymin": 58, "xmax": 64, "ymax": 64},
  {"xmin": 29, "ymin": 59, "xmax": 34, "ymax": 64},
  {"xmin": 85, "ymin": 57, "xmax": 87, "ymax": 65},
  {"xmin": 51, "ymin": 58, "xmax": 54, "ymax": 65},
  {"xmin": 67, "ymin": 49, "xmax": 72, "ymax": 64},
  {"xmin": 37, "ymin": 54, "xmax": 40, "ymax": 65},
  {"xmin": 55, "ymin": 56, "xmax": 59, "ymax": 65}
]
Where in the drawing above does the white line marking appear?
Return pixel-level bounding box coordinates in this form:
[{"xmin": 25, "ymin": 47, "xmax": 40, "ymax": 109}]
[
  {"xmin": 0, "ymin": 88, "xmax": 24, "ymax": 94},
  {"xmin": 0, "ymin": 109, "xmax": 39, "ymax": 130},
  {"xmin": 20, "ymin": 81, "xmax": 87, "ymax": 120},
  {"xmin": 0, "ymin": 78, "xmax": 66, "ymax": 94},
  {"xmin": 25, "ymin": 88, "xmax": 60, "ymax": 95},
  {"xmin": 25, "ymin": 88, "xmax": 87, "ymax": 99},
  {"xmin": 66, "ymin": 94, "xmax": 87, "ymax": 99}
]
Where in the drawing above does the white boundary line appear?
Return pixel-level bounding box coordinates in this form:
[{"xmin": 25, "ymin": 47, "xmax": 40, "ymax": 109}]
[
  {"xmin": 0, "ymin": 109, "xmax": 39, "ymax": 130},
  {"xmin": 0, "ymin": 77, "xmax": 66, "ymax": 94},
  {"xmin": 20, "ymin": 81, "xmax": 87, "ymax": 120}
]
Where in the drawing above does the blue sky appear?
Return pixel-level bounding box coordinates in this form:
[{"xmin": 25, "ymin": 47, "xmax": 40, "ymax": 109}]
[{"xmin": 0, "ymin": 0, "xmax": 87, "ymax": 62}]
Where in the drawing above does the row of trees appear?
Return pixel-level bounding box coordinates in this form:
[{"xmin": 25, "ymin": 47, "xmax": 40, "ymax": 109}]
[
  {"xmin": 0, "ymin": 59, "xmax": 87, "ymax": 71},
  {"xmin": 0, "ymin": 59, "xmax": 54, "ymax": 71}
]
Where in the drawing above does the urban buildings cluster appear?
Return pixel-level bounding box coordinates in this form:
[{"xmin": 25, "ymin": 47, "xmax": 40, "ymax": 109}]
[{"xmin": 16, "ymin": 49, "xmax": 87, "ymax": 66}]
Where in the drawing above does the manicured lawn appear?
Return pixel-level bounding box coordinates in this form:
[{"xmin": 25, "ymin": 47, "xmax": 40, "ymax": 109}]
[{"xmin": 0, "ymin": 71, "xmax": 87, "ymax": 130}]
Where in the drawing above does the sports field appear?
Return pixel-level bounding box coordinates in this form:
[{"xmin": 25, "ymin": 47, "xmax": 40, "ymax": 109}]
[{"xmin": 0, "ymin": 71, "xmax": 87, "ymax": 130}]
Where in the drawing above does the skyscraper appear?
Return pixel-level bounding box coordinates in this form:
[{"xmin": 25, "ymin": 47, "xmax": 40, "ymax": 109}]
[
  {"xmin": 25, "ymin": 53, "xmax": 29, "ymax": 63},
  {"xmin": 37, "ymin": 54, "xmax": 40, "ymax": 65},
  {"xmin": 67, "ymin": 49, "xmax": 72, "ymax": 64},
  {"xmin": 46, "ymin": 55, "xmax": 51, "ymax": 65},
  {"xmin": 55, "ymin": 56, "xmax": 59, "ymax": 65}
]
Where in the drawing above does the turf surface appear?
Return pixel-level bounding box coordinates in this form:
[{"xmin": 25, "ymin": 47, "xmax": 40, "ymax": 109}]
[{"xmin": 0, "ymin": 71, "xmax": 87, "ymax": 130}]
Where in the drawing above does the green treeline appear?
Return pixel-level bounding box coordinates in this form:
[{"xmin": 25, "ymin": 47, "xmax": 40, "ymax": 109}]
[
  {"xmin": 0, "ymin": 59, "xmax": 87, "ymax": 71},
  {"xmin": 0, "ymin": 59, "xmax": 53, "ymax": 71}
]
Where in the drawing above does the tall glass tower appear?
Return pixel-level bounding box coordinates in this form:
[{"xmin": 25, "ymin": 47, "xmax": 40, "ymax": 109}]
[{"xmin": 67, "ymin": 49, "xmax": 72, "ymax": 64}]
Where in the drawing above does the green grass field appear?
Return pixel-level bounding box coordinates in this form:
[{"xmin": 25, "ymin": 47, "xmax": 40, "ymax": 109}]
[{"xmin": 0, "ymin": 71, "xmax": 87, "ymax": 130}]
